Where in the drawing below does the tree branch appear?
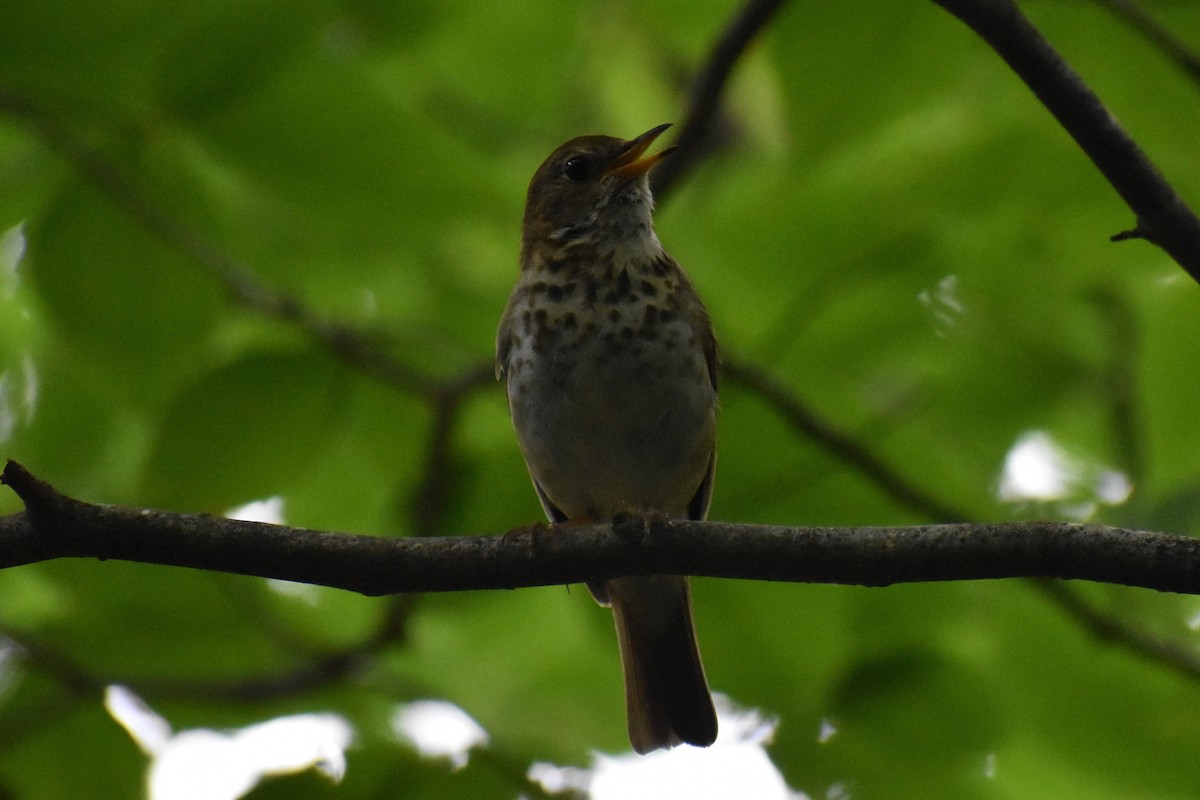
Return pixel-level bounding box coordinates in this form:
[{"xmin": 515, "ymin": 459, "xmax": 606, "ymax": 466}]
[
  {"xmin": 934, "ymin": 0, "xmax": 1200, "ymax": 283},
  {"xmin": 1090, "ymin": 0, "xmax": 1200, "ymax": 84},
  {"xmin": 1028, "ymin": 579, "xmax": 1200, "ymax": 678},
  {"xmin": 4, "ymin": 460, "xmax": 1199, "ymax": 596},
  {"xmin": 4, "ymin": 609, "xmax": 412, "ymax": 703},
  {"xmin": 0, "ymin": 87, "xmax": 444, "ymax": 399},
  {"xmin": 722, "ymin": 358, "xmax": 967, "ymax": 521},
  {"xmin": 651, "ymin": 0, "xmax": 787, "ymax": 198}
]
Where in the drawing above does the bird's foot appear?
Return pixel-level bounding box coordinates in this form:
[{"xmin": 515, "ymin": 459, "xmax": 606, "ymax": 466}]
[
  {"xmin": 610, "ymin": 504, "xmax": 669, "ymax": 544},
  {"xmin": 501, "ymin": 520, "xmax": 552, "ymax": 547}
]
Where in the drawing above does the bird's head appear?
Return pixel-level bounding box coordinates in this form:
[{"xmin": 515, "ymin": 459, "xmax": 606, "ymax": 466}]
[{"xmin": 521, "ymin": 124, "xmax": 675, "ymax": 258}]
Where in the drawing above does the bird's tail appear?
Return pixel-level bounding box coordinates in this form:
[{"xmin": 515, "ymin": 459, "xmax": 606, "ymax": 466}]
[{"xmin": 606, "ymin": 575, "xmax": 717, "ymax": 753}]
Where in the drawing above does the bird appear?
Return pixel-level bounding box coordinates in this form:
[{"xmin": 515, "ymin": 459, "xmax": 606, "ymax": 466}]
[{"xmin": 496, "ymin": 123, "xmax": 719, "ymax": 753}]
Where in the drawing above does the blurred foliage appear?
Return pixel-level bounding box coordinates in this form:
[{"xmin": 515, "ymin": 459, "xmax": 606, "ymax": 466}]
[{"xmin": 1, "ymin": 0, "xmax": 1200, "ymax": 798}]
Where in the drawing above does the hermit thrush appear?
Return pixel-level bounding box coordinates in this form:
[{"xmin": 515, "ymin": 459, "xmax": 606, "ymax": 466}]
[{"xmin": 496, "ymin": 124, "xmax": 719, "ymax": 753}]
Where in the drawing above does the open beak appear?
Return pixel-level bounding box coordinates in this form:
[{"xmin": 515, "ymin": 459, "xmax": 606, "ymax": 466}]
[{"xmin": 605, "ymin": 123, "xmax": 676, "ymax": 180}]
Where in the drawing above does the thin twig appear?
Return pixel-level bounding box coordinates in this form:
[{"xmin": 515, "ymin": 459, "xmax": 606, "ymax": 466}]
[{"xmin": 1090, "ymin": 0, "xmax": 1200, "ymax": 83}]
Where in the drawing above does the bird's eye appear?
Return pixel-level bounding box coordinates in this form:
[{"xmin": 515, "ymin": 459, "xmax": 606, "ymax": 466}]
[{"xmin": 563, "ymin": 156, "xmax": 592, "ymax": 181}]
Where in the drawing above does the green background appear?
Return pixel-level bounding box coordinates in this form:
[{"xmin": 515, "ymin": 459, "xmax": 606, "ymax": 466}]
[{"xmin": 2, "ymin": 1, "xmax": 1200, "ymax": 797}]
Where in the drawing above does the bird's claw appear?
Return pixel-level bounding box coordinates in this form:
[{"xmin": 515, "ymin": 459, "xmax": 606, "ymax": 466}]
[
  {"xmin": 610, "ymin": 505, "xmax": 668, "ymax": 544},
  {"xmin": 502, "ymin": 520, "xmax": 552, "ymax": 551}
]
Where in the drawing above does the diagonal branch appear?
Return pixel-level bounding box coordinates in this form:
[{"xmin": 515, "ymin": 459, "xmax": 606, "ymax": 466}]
[
  {"xmin": 1029, "ymin": 579, "xmax": 1200, "ymax": 678},
  {"xmin": 721, "ymin": 357, "xmax": 967, "ymax": 521},
  {"xmin": 723, "ymin": 357, "xmax": 1200, "ymax": 676},
  {"xmin": 933, "ymin": 0, "xmax": 1200, "ymax": 283},
  {"xmin": 5, "ymin": 460, "xmax": 1200, "ymax": 596},
  {"xmin": 651, "ymin": 0, "xmax": 788, "ymax": 198},
  {"xmin": 0, "ymin": 87, "xmax": 442, "ymax": 398}
]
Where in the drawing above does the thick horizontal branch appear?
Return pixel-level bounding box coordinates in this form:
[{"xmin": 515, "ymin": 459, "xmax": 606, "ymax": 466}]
[{"xmin": 2, "ymin": 461, "xmax": 1199, "ymax": 596}]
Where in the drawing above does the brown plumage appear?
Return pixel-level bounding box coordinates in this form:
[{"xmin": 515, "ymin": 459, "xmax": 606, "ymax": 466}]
[{"xmin": 496, "ymin": 124, "xmax": 718, "ymax": 753}]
